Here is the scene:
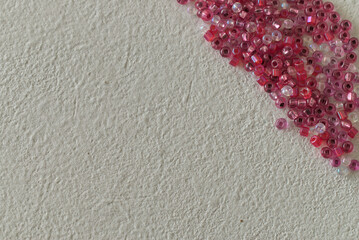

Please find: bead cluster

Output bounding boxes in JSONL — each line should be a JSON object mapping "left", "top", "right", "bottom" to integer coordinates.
{"left": 177, "top": 0, "right": 359, "bottom": 175}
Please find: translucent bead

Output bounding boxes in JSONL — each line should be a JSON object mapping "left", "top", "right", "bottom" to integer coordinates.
{"left": 245, "top": 22, "right": 257, "bottom": 33}
{"left": 281, "top": 2, "right": 289, "bottom": 9}
{"left": 305, "top": 65, "right": 314, "bottom": 76}
{"left": 309, "top": 43, "right": 319, "bottom": 52}
{"left": 283, "top": 19, "right": 294, "bottom": 29}
{"left": 232, "top": 2, "right": 242, "bottom": 13}
{"left": 281, "top": 86, "right": 293, "bottom": 97}
{"left": 272, "top": 30, "right": 282, "bottom": 42}
{"left": 331, "top": 158, "right": 342, "bottom": 167}
{"left": 314, "top": 123, "right": 326, "bottom": 134}
{"left": 350, "top": 112, "right": 359, "bottom": 122}
{"left": 287, "top": 66, "right": 296, "bottom": 77}
{"left": 316, "top": 73, "right": 327, "bottom": 82}
{"left": 282, "top": 46, "right": 293, "bottom": 58}
{"left": 319, "top": 44, "right": 330, "bottom": 53}
{"left": 336, "top": 166, "right": 350, "bottom": 176}
{"left": 262, "top": 34, "right": 272, "bottom": 45}
{"left": 317, "top": 82, "right": 325, "bottom": 91}
{"left": 342, "top": 158, "right": 351, "bottom": 166}
{"left": 334, "top": 46, "right": 345, "bottom": 58}
{"left": 187, "top": 6, "right": 197, "bottom": 15}
{"left": 349, "top": 160, "right": 359, "bottom": 171}
{"left": 322, "top": 56, "right": 331, "bottom": 65}
{"left": 211, "top": 15, "right": 220, "bottom": 25}
{"left": 275, "top": 118, "right": 288, "bottom": 130}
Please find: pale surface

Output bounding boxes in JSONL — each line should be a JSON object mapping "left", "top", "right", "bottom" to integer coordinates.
{"left": 1, "top": 0, "right": 359, "bottom": 239}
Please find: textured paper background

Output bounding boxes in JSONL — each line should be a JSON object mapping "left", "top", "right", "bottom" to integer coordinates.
{"left": 0, "top": 0, "right": 359, "bottom": 239}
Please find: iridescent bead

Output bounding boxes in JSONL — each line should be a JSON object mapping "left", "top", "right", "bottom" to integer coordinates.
{"left": 262, "top": 34, "right": 272, "bottom": 45}
{"left": 342, "top": 157, "right": 351, "bottom": 166}
{"left": 314, "top": 123, "right": 326, "bottom": 134}
{"left": 336, "top": 166, "right": 350, "bottom": 176}
{"left": 281, "top": 86, "right": 293, "bottom": 97}
{"left": 334, "top": 46, "right": 345, "bottom": 58}
{"left": 272, "top": 30, "right": 282, "bottom": 42}
{"left": 232, "top": 2, "right": 242, "bottom": 13}
{"left": 245, "top": 22, "right": 257, "bottom": 33}
{"left": 350, "top": 112, "right": 359, "bottom": 122}
{"left": 275, "top": 118, "right": 288, "bottom": 130}
{"left": 283, "top": 19, "right": 294, "bottom": 29}
{"left": 282, "top": 46, "right": 293, "bottom": 58}
{"left": 348, "top": 160, "right": 359, "bottom": 171}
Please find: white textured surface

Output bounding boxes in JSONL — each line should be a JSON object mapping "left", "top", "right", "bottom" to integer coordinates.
{"left": 1, "top": 0, "right": 359, "bottom": 239}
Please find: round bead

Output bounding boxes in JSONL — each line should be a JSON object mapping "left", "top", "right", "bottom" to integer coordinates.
{"left": 281, "top": 86, "right": 293, "bottom": 97}
{"left": 314, "top": 123, "right": 326, "bottom": 134}
{"left": 336, "top": 166, "right": 350, "bottom": 176}
{"left": 275, "top": 118, "right": 288, "bottom": 130}
{"left": 330, "top": 158, "right": 341, "bottom": 168}
{"left": 348, "top": 160, "right": 359, "bottom": 171}
{"left": 232, "top": 2, "right": 242, "bottom": 13}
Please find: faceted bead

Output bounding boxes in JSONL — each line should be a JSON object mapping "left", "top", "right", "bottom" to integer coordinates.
{"left": 330, "top": 158, "right": 341, "bottom": 168}
{"left": 275, "top": 118, "right": 288, "bottom": 130}
{"left": 336, "top": 166, "right": 350, "bottom": 176}
{"left": 310, "top": 135, "right": 322, "bottom": 147}
{"left": 348, "top": 160, "right": 359, "bottom": 171}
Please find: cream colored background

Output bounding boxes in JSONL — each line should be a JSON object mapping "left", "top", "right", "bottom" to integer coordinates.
{"left": 0, "top": 0, "right": 358, "bottom": 239}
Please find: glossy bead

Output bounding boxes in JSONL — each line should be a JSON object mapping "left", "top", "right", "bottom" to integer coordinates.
{"left": 281, "top": 86, "right": 293, "bottom": 97}
{"left": 341, "top": 141, "right": 354, "bottom": 153}
{"left": 310, "top": 135, "right": 322, "bottom": 148}
{"left": 321, "top": 147, "right": 332, "bottom": 159}
{"left": 232, "top": 2, "right": 242, "bottom": 13}
{"left": 275, "top": 118, "right": 288, "bottom": 130}
{"left": 327, "top": 138, "right": 338, "bottom": 148}
{"left": 340, "top": 119, "right": 352, "bottom": 130}
{"left": 314, "top": 123, "right": 326, "bottom": 134}
{"left": 330, "top": 158, "right": 341, "bottom": 167}
{"left": 299, "top": 127, "right": 309, "bottom": 137}
{"left": 336, "top": 166, "right": 350, "bottom": 176}
{"left": 272, "top": 30, "right": 282, "bottom": 42}
{"left": 348, "top": 160, "right": 359, "bottom": 171}
{"left": 348, "top": 127, "right": 358, "bottom": 138}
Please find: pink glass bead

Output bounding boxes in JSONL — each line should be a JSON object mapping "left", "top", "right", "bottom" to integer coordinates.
{"left": 349, "top": 160, "right": 359, "bottom": 171}
{"left": 272, "top": 30, "right": 282, "bottom": 42}
{"left": 321, "top": 147, "right": 332, "bottom": 159}
{"left": 341, "top": 141, "right": 354, "bottom": 153}
{"left": 330, "top": 158, "right": 342, "bottom": 167}
{"left": 334, "top": 147, "right": 344, "bottom": 157}
{"left": 275, "top": 118, "right": 288, "bottom": 130}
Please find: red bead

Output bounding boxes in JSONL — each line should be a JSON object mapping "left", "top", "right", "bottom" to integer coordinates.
{"left": 348, "top": 127, "right": 358, "bottom": 138}
{"left": 299, "top": 127, "right": 310, "bottom": 137}
{"left": 310, "top": 135, "right": 322, "bottom": 148}
{"left": 204, "top": 30, "right": 216, "bottom": 42}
